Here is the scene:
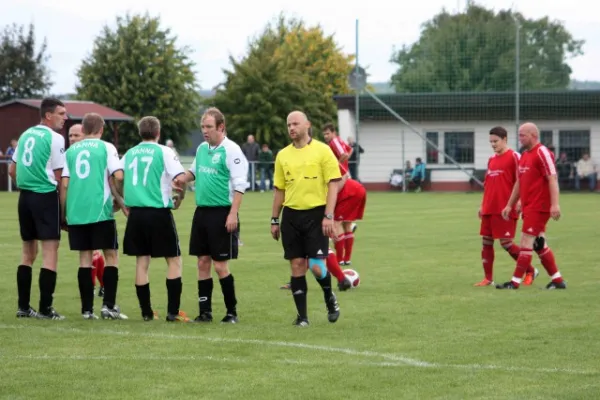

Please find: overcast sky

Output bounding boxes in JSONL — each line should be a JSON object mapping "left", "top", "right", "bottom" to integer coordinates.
{"left": 3, "top": 0, "right": 598, "bottom": 94}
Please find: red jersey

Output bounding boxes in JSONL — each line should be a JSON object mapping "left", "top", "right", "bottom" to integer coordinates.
{"left": 519, "top": 143, "right": 556, "bottom": 213}
{"left": 481, "top": 149, "right": 520, "bottom": 216}
{"left": 329, "top": 137, "right": 351, "bottom": 170}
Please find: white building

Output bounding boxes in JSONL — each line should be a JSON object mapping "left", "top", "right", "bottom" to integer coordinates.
{"left": 334, "top": 91, "right": 600, "bottom": 191}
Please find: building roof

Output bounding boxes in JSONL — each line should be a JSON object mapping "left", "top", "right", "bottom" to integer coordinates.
{"left": 0, "top": 99, "right": 134, "bottom": 122}
{"left": 334, "top": 90, "right": 600, "bottom": 121}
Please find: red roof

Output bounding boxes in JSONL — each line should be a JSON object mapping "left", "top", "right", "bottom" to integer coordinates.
{"left": 0, "top": 99, "right": 134, "bottom": 121}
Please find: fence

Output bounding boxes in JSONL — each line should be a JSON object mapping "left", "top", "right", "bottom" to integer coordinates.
{"left": 345, "top": 8, "right": 598, "bottom": 191}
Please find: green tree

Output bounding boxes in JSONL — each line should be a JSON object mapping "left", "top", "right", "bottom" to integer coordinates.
{"left": 209, "top": 15, "right": 353, "bottom": 150}
{"left": 0, "top": 23, "right": 52, "bottom": 102}
{"left": 76, "top": 13, "right": 200, "bottom": 152}
{"left": 390, "top": 4, "right": 584, "bottom": 92}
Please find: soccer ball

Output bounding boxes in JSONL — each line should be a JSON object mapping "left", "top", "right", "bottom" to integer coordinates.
{"left": 343, "top": 269, "right": 360, "bottom": 288}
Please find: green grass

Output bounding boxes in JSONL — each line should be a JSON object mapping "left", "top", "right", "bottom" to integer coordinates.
{"left": 0, "top": 191, "right": 599, "bottom": 400}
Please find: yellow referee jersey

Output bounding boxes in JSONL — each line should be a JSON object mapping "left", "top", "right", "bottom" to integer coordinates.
{"left": 273, "top": 138, "right": 342, "bottom": 210}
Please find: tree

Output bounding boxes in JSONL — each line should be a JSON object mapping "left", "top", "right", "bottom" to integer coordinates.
{"left": 0, "top": 23, "right": 52, "bottom": 102}
{"left": 209, "top": 15, "right": 354, "bottom": 149}
{"left": 76, "top": 13, "right": 200, "bottom": 152}
{"left": 390, "top": 4, "right": 584, "bottom": 93}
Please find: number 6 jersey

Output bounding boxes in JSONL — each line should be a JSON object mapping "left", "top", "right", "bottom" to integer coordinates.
{"left": 62, "top": 138, "right": 122, "bottom": 225}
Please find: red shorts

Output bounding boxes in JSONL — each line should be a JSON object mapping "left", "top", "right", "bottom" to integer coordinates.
{"left": 335, "top": 181, "right": 366, "bottom": 222}
{"left": 479, "top": 214, "right": 517, "bottom": 239}
{"left": 521, "top": 212, "right": 550, "bottom": 237}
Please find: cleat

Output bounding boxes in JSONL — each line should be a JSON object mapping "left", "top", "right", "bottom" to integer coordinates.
{"left": 344, "top": 261, "right": 352, "bottom": 266}
{"left": 221, "top": 314, "right": 238, "bottom": 324}
{"left": 16, "top": 307, "right": 39, "bottom": 318}
{"left": 545, "top": 281, "right": 567, "bottom": 290}
{"left": 337, "top": 277, "right": 352, "bottom": 291}
{"left": 338, "top": 261, "right": 346, "bottom": 267}
{"left": 166, "top": 311, "right": 190, "bottom": 322}
{"left": 280, "top": 282, "right": 291, "bottom": 290}
{"left": 193, "top": 312, "right": 213, "bottom": 323}
{"left": 326, "top": 293, "right": 340, "bottom": 323}
{"left": 82, "top": 311, "right": 99, "bottom": 320}
{"left": 97, "top": 287, "right": 104, "bottom": 297}
{"left": 101, "top": 305, "right": 129, "bottom": 320}
{"left": 522, "top": 268, "right": 539, "bottom": 286}
{"left": 37, "top": 307, "right": 66, "bottom": 320}
{"left": 474, "top": 278, "right": 494, "bottom": 287}
{"left": 293, "top": 316, "right": 309, "bottom": 327}
{"left": 496, "top": 281, "right": 519, "bottom": 290}
{"left": 351, "top": 223, "right": 357, "bottom": 233}
{"left": 143, "top": 311, "right": 159, "bottom": 321}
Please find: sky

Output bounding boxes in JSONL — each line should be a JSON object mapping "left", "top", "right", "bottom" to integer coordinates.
{"left": 2, "top": 0, "right": 599, "bottom": 94}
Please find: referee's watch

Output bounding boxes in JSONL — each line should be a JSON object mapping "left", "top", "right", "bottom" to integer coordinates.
{"left": 271, "top": 217, "right": 280, "bottom": 225}
{"left": 324, "top": 213, "right": 334, "bottom": 220}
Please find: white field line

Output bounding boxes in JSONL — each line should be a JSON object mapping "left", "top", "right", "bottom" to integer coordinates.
{"left": 0, "top": 324, "right": 595, "bottom": 375}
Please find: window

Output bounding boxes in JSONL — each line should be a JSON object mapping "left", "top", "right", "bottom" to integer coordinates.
{"left": 540, "top": 130, "right": 553, "bottom": 147}
{"left": 559, "top": 130, "right": 590, "bottom": 161}
{"left": 425, "top": 132, "right": 438, "bottom": 164}
{"left": 444, "top": 131, "right": 474, "bottom": 164}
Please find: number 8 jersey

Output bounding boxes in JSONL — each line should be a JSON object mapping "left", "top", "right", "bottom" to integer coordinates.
{"left": 63, "top": 138, "right": 122, "bottom": 225}
{"left": 13, "top": 125, "right": 65, "bottom": 193}
{"left": 122, "top": 142, "right": 184, "bottom": 209}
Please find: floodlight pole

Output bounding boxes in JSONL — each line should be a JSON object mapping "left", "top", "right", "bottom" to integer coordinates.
{"left": 354, "top": 18, "right": 360, "bottom": 181}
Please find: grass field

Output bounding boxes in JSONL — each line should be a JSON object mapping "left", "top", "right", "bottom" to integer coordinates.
{"left": 0, "top": 191, "right": 599, "bottom": 399}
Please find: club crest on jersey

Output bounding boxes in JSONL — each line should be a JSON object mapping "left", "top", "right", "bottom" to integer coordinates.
{"left": 211, "top": 153, "right": 221, "bottom": 164}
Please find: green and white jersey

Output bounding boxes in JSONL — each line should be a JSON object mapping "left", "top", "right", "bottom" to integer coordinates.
{"left": 62, "top": 138, "right": 121, "bottom": 225}
{"left": 123, "top": 142, "right": 184, "bottom": 209}
{"left": 12, "top": 125, "right": 65, "bottom": 193}
{"left": 189, "top": 137, "right": 248, "bottom": 207}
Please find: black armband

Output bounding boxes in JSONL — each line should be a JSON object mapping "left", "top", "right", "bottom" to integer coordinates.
{"left": 271, "top": 217, "right": 279, "bottom": 225}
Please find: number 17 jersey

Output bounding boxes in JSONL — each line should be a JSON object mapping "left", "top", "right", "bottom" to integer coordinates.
{"left": 62, "top": 138, "right": 122, "bottom": 225}
{"left": 122, "top": 142, "right": 184, "bottom": 209}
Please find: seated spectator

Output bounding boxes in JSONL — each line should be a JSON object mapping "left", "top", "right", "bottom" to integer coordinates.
{"left": 410, "top": 157, "right": 426, "bottom": 192}
{"left": 555, "top": 152, "right": 573, "bottom": 190}
{"left": 575, "top": 153, "right": 597, "bottom": 191}
{"left": 404, "top": 161, "right": 413, "bottom": 180}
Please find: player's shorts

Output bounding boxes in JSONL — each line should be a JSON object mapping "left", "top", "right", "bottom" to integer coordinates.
{"left": 521, "top": 211, "right": 550, "bottom": 237}
{"left": 479, "top": 214, "right": 517, "bottom": 239}
{"left": 189, "top": 206, "right": 238, "bottom": 261}
{"left": 281, "top": 205, "right": 329, "bottom": 260}
{"left": 68, "top": 220, "right": 118, "bottom": 251}
{"left": 18, "top": 189, "right": 61, "bottom": 241}
{"left": 335, "top": 182, "right": 367, "bottom": 222}
{"left": 123, "top": 207, "right": 181, "bottom": 258}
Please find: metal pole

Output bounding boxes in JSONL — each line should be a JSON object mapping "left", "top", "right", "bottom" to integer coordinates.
{"left": 515, "top": 18, "right": 521, "bottom": 149}
{"left": 401, "top": 129, "right": 406, "bottom": 192}
{"left": 354, "top": 19, "right": 360, "bottom": 181}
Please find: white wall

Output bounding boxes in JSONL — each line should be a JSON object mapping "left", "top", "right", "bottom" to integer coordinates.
{"left": 337, "top": 111, "right": 600, "bottom": 183}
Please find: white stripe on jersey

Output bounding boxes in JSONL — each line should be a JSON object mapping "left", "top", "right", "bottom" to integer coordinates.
{"left": 537, "top": 146, "right": 557, "bottom": 176}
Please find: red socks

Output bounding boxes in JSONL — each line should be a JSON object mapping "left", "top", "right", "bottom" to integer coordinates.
{"left": 92, "top": 253, "right": 105, "bottom": 287}
{"left": 501, "top": 241, "right": 535, "bottom": 275}
{"left": 536, "top": 247, "right": 563, "bottom": 283}
{"left": 326, "top": 250, "right": 346, "bottom": 283}
{"left": 334, "top": 235, "right": 345, "bottom": 262}
{"left": 510, "top": 248, "right": 533, "bottom": 287}
{"left": 343, "top": 233, "right": 354, "bottom": 264}
{"left": 481, "top": 244, "right": 494, "bottom": 281}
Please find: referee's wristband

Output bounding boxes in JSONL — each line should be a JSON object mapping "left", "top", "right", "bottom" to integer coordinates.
{"left": 271, "top": 217, "right": 280, "bottom": 225}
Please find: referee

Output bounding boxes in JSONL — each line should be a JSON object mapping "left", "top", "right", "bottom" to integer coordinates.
{"left": 271, "top": 111, "right": 342, "bottom": 327}
{"left": 9, "top": 97, "right": 67, "bottom": 320}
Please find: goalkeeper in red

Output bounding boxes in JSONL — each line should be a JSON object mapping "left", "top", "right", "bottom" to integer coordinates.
{"left": 496, "top": 122, "right": 566, "bottom": 290}
{"left": 476, "top": 126, "right": 537, "bottom": 286}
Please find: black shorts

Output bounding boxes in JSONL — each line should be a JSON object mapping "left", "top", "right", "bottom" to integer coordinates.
{"left": 123, "top": 207, "right": 181, "bottom": 258}
{"left": 68, "top": 220, "right": 118, "bottom": 251}
{"left": 189, "top": 206, "right": 238, "bottom": 261}
{"left": 281, "top": 205, "right": 328, "bottom": 260}
{"left": 18, "top": 190, "right": 61, "bottom": 242}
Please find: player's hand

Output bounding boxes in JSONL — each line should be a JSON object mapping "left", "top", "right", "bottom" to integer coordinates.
{"left": 172, "top": 194, "right": 182, "bottom": 210}
{"left": 121, "top": 207, "right": 130, "bottom": 218}
{"left": 515, "top": 201, "right": 522, "bottom": 214}
{"left": 225, "top": 212, "right": 238, "bottom": 233}
{"left": 322, "top": 218, "right": 335, "bottom": 238}
{"left": 550, "top": 204, "right": 561, "bottom": 221}
{"left": 501, "top": 206, "right": 511, "bottom": 221}
{"left": 271, "top": 224, "right": 280, "bottom": 241}
{"left": 477, "top": 208, "right": 482, "bottom": 219}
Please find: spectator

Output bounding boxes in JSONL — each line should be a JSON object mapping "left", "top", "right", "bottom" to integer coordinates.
{"left": 410, "top": 157, "right": 426, "bottom": 192}
{"left": 165, "top": 139, "right": 179, "bottom": 158}
{"left": 555, "top": 152, "right": 573, "bottom": 190}
{"left": 258, "top": 143, "right": 274, "bottom": 192}
{"left": 574, "top": 153, "right": 598, "bottom": 191}
{"left": 347, "top": 137, "right": 364, "bottom": 181}
{"left": 242, "top": 134, "right": 260, "bottom": 190}
{"left": 404, "top": 160, "right": 413, "bottom": 180}
{"left": 5, "top": 138, "right": 17, "bottom": 159}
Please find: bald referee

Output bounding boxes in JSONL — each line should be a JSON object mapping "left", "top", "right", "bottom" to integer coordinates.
{"left": 271, "top": 111, "right": 342, "bottom": 327}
